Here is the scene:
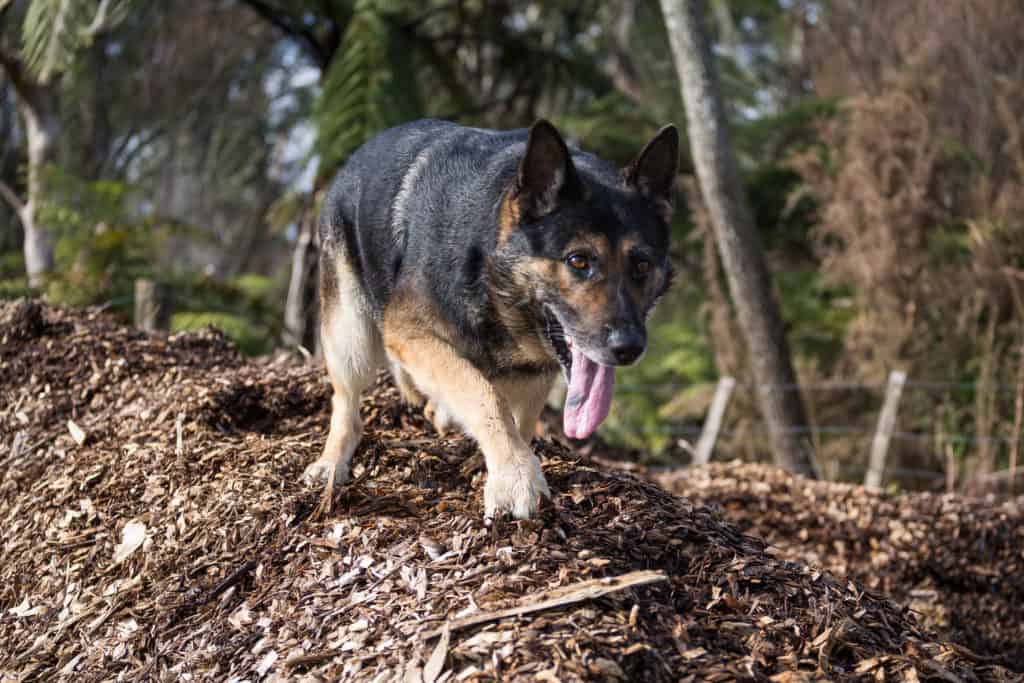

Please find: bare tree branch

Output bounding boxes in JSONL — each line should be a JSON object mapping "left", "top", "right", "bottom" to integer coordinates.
{"left": 0, "top": 43, "right": 36, "bottom": 107}
{"left": 82, "top": 0, "right": 114, "bottom": 37}
{"left": 38, "top": 0, "right": 71, "bottom": 84}
{"left": 0, "top": 29, "right": 55, "bottom": 119}
{"left": 605, "top": 0, "right": 646, "bottom": 104}
{"left": 237, "top": 0, "right": 330, "bottom": 68}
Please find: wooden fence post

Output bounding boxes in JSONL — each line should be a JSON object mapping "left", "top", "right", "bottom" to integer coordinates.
{"left": 865, "top": 370, "right": 907, "bottom": 491}
{"left": 1008, "top": 344, "right": 1024, "bottom": 496}
{"left": 134, "top": 278, "right": 169, "bottom": 332}
{"left": 693, "top": 376, "right": 736, "bottom": 466}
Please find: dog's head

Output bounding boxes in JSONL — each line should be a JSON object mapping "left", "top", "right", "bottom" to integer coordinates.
{"left": 496, "top": 120, "right": 678, "bottom": 438}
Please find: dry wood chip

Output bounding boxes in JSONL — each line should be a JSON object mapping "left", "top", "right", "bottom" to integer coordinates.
{"left": 0, "top": 302, "right": 1019, "bottom": 682}
{"left": 67, "top": 419, "right": 86, "bottom": 446}
{"left": 423, "top": 624, "right": 450, "bottom": 683}
{"left": 111, "top": 521, "right": 147, "bottom": 565}
{"left": 422, "top": 570, "right": 668, "bottom": 640}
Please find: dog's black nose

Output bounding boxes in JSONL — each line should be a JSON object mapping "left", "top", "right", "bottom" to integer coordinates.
{"left": 607, "top": 328, "right": 646, "bottom": 365}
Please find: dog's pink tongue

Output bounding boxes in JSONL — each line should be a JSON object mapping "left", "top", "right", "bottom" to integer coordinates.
{"left": 563, "top": 347, "right": 615, "bottom": 439}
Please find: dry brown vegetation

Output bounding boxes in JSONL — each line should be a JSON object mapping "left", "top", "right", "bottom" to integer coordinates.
{"left": 792, "top": 0, "right": 1024, "bottom": 480}
{"left": 1, "top": 301, "right": 1022, "bottom": 681}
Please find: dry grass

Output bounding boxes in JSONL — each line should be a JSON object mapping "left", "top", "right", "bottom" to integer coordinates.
{"left": 793, "top": 0, "right": 1024, "bottom": 480}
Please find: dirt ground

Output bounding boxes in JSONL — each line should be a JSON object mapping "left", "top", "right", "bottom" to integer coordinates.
{"left": 1, "top": 300, "right": 1021, "bottom": 682}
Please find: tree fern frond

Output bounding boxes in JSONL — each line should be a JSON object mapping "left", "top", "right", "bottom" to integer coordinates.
{"left": 266, "top": 191, "right": 308, "bottom": 235}
{"left": 21, "top": 0, "right": 70, "bottom": 83}
{"left": 77, "top": 0, "right": 130, "bottom": 43}
{"left": 21, "top": 0, "right": 131, "bottom": 83}
{"left": 313, "top": 0, "right": 423, "bottom": 178}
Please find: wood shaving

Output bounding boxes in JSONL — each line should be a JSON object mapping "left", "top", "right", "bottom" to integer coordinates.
{"left": 0, "top": 300, "right": 1018, "bottom": 681}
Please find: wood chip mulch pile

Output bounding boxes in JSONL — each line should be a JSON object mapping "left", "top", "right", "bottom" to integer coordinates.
{"left": 1, "top": 300, "right": 1019, "bottom": 682}
{"left": 657, "top": 463, "right": 1024, "bottom": 673}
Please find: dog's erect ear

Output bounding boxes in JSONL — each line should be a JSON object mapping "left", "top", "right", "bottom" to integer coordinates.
{"left": 623, "top": 124, "right": 679, "bottom": 217}
{"left": 515, "top": 120, "right": 581, "bottom": 219}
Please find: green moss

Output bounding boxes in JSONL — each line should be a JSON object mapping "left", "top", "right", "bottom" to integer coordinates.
{"left": 229, "top": 273, "right": 277, "bottom": 302}
{"left": 0, "top": 277, "right": 30, "bottom": 299}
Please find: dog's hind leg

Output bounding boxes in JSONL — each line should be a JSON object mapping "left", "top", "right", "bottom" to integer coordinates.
{"left": 391, "top": 362, "right": 425, "bottom": 406}
{"left": 495, "top": 373, "right": 557, "bottom": 442}
{"left": 392, "top": 362, "right": 457, "bottom": 435}
{"left": 304, "top": 248, "right": 383, "bottom": 487}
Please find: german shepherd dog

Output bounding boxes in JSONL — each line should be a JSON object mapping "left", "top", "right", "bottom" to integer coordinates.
{"left": 304, "top": 119, "right": 678, "bottom": 519}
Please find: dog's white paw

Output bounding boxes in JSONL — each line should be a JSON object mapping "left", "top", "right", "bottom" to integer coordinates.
{"left": 484, "top": 452, "right": 550, "bottom": 520}
{"left": 302, "top": 458, "right": 350, "bottom": 487}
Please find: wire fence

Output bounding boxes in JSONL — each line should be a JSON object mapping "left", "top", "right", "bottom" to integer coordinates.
{"left": 612, "top": 374, "right": 1024, "bottom": 492}
{"left": 638, "top": 422, "right": 1020, "bottom": 446}
{"left": 619, "top": 380, "right": 1024, "bottom": 393}
{"left": 116, "top": 281, "right": 1022, "bottom": 492}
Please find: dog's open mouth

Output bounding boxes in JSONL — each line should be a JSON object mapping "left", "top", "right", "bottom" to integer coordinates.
{"left": 543, "top": 308, "right": 616, "bottom": 440}
{"left": 544, "top": 309, "right": 573, "bottom": 376}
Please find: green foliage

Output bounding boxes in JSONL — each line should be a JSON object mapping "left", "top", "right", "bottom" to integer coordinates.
{"left": 231, "top": 273, "right": 278, "bottom": 302}
{"left": 313, "top": 0, "right": 423, "bottom": 178}
{"left": 557, "top": 94, "right": 681, "bottom": 168}
{"left": 925, "top": 222, "right": 972, "bottom": 265}
{"left": 26, "top": 165, "right": 285, "bottom": 355}
{"left": 735, "top": 97, "right": 840, "bottom": 166}
{"left": 775, "top": 268, "right": 853, "bottom": 369}
{"left": 740, "top": 100, "right": 838, "bottom": 259}
{"left": 36, "top": 166, "right": 164, "bottom": 308}
{"left": 0, "top": 249, "right": 25, "bottom": 278}
{"left": 163, "top": 272, "right": 284, "bottom": 356}
{"left": 0, "top": 249, "right": 28, "bottom": 298}
{"left": 171, "top": 311, "right": 269, "bottom": 357}
{"left": 265, "top": 192, "right": 308, "bottom": 236}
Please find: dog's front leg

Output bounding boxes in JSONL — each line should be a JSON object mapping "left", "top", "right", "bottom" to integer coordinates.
{"left": 383, "top": 320, "right": 550, "bottom": 519}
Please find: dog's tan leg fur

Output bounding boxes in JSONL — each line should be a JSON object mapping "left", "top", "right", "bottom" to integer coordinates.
{"left": 392, "top": 362, "right": 456, "bottom": 434}
{"left": 391, "top": 362, "right": 456, "bottom": 434}
{"left": 384, "top": 301, "right": 550, "bottom": 519}
{"left": 390, "top": 362, "right": 424, "bottom": 406}
{"left": 304, "top": 253, "right": 383, "bottom": 486}
{"left": 494, "top": 373, "right": 557, "bottom": 442}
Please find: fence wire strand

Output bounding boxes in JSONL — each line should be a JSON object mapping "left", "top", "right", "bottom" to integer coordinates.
{"left": 613, "top": 375, "right": 1024, "bottom": 487}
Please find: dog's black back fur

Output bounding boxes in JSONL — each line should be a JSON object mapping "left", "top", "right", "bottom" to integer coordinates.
{"left": 321, "top": 120, "right": 514, "bottom": 315}
{"left": 320, "top": 118, "right": 675, "bottom": 378}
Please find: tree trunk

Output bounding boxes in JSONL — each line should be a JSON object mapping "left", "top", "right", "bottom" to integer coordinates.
{"left": 19, "top": 90, "right": 60, "bottom": 289}
{"left": 659, "top": 0, "right": 817, "bottom": 477}
{"left": 283, "top": 205, "right": 319, "bottom": 352}
{"left": 0, "top": 45, "right": 61, "bottom": 290}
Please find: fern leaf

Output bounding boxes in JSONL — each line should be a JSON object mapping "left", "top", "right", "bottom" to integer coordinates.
{"left": 21, "top": 0, "right": 132, "bottom": 83}
{"left": 313, "top": 0, "right": 424, "bottom": 177}
{"left": 21, "top": 0, "right": 71, "bottom": 83}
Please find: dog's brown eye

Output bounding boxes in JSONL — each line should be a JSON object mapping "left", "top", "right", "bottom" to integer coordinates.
{"left": 634, "top": 259, "right": 651, "bottom": 279}
{"left": 567, "top": 254, "right": 589, "bottom": 271}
